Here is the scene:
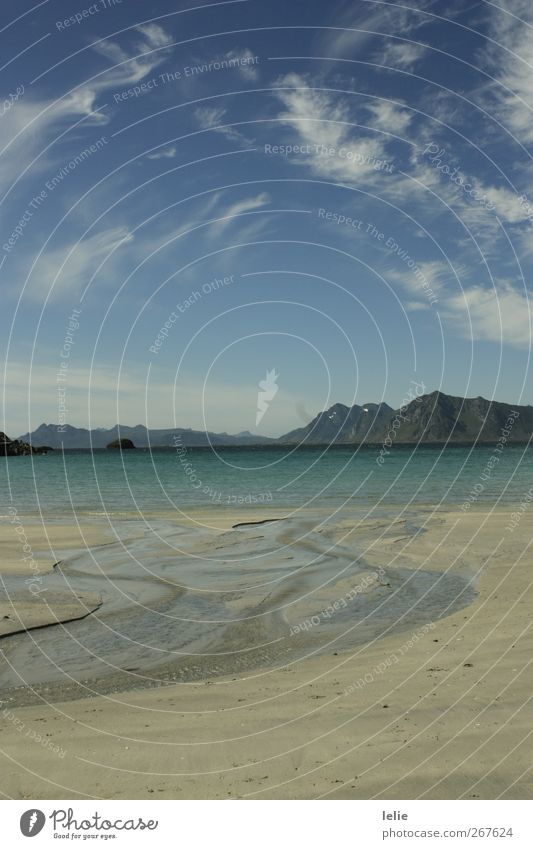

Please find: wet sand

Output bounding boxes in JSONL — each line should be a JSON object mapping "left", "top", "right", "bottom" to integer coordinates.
{"left": 0, "top": 509, "right": 474, "bottom": 703}
{"left": 0, "top": 507, "right": 531, "bottom": 799}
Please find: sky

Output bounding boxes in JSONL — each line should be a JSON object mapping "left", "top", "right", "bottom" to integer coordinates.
{"left": 1, "top": 0, "right": 533, "bottom": 437}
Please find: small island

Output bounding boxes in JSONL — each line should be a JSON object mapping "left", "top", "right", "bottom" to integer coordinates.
{"left": 106, "top": 438, "right": 136, "bottom": 450}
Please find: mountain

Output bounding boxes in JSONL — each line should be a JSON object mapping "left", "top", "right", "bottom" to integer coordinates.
{"left": 278, "top": 392, "right": 533, "bottom": 445}
{"left": 386, "top": 391, "right": 532, "bottom": 443}
{"left": 280, "top": 402, "right": 394, "bottom": 444}
{"left": 15, "top": 392, "right": 533, "bottom": 450}
{"left": 18, "top": 423, "right": 275, "bottom": 450}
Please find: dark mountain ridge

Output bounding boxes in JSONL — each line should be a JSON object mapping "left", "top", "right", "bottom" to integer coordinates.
{"left": 17, "top": 422, "right": 276, "bottom": 450}
{"left": 279, "top": 401, "right": 395, "bottom": 444}
{"left": 14, "top": 391, "right": 533, "bottom": 450}
{"left": 279, "top": 391, "right": 532, "bottom": 445}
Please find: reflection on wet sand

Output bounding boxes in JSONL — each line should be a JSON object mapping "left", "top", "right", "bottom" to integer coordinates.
{"left": 0, "top": 511, "right": 476, "bottom": 706}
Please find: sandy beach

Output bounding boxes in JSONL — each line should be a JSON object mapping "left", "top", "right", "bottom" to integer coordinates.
{"left": 0, "top": 507, "right": 531, "bottom": 800}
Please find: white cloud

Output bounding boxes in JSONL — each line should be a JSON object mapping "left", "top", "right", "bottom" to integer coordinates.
{"left": 146, "top": 146, "right": 177, "bottom": 160}
{"left": 210, "top": 192, "right": 270, "bottom": 235}
{"left": 404, "top": 300, "right": 431, "bottom": 312}
{"left": 366, "top": 100, "right": 413, "bottom": 133}
{"left": 277, "top": 73, "right": 349, "bottom": 149}
{"left": 272, "top": 74, "right": 524, "bottom": 239}
{"left": 225, "top": 48, "right": 259, "bottom": 80}
{"left": 317, "top": 0, "right": 432, "bottom": 58}
{"left": 387, "top": 251, "right": 533, "bottom": 348}
{"left": 401, "top": 147, "right": 526, "bottom": 239}
{"left": 480, "top": 184, "right": 531, "bottom": 222}
{"left": 442, "top": 282, "right": 532, "bottom": 348}
{"left": 28, "top": 227, "right": 133, "bottom": 302}
{"left": 195, "top": 105, "right": 226, "bottom": 127}
{"left": 484, "top": 1, "right": 533, "bottom": 143}
{"left": 0, "top": 96, "right": 104, "bottom": 206}
{"left": 378, "top": 42, "right": 427, "bottom": 70}
{"left": 135, "top": 23, "right": 173, "bottom": 50}
{"left": 275, "top": 73, "right": 391, "bottom": 184}
{"left": 92, "top": 23, "right": 172, "bottom": 92}
{"left": 194, "top": 105, "right": 251, "bottom": 145}
{"left": 0, "top": 25, "right": 174, "bottom": 199}
{"left": 386, "top": 260, "right": 455, "bottom": 299}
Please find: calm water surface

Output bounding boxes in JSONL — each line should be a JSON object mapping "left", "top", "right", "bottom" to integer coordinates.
{"left": 1, "top": 445, "right": 531, "bottom": 516}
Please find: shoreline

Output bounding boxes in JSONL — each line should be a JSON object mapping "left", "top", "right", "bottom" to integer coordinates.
{"left": 0, "top": 508, "right": 531, "bottom": 799}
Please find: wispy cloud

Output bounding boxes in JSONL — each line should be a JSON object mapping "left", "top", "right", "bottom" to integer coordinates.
{"left": 403, "top": 145, "right": 532, "bottom": 235}
{"left": 386, "top": 260, "right": 456, "bottom": 298}
{"left": 389, "top": 258, "right": 532, "bottom": 348}
{"left": 274, "top": 73, "right": 391, "bottom": 183}
{"left": 366, "top": 100, "right": 413, "bottom": 132}
{"left": 225, "top": 47, "right": 260, "bottom": 80}
{"left": 209, "top": 192, "right": 270, "bottom": 235}
{"left": 146, "top": 146, "right": 177, "bottom": 160}
{"left": 317, "top": 0, "right": 433, "bottom": 59}
{"left": 28, "top": 227, "right": 133, "bottom": 302}
{"left": 441, "top": 281, "right": 532, "bottom": 348}
{"left": 0, "top": 24, "right": 174, "bottom": 199}
{"left": 194, "top": 104, "right": 252, "bottom": 145}
{"left": 378, "top": 42, "right": 427, "bottom": 70}
{"left": 135, "top": 23, "right": 174, "bottom": 50}
{"left": 483, "top": 0, "right": 533, "bottom": 143}
{"left": 93, "top": 22, "right": 173, "bottom": 83}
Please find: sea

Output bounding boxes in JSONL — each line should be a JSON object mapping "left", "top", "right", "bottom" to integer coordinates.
{"left": 1, "top": 444, "right": 531, "bottom": 517}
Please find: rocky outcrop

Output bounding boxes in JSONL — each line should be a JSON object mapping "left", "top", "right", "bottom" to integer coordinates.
{"left": 106, "top": 438, "right": 136, "bottom": 450}
{"left": 0, "top": 432, "right": 51, "bottom": 456}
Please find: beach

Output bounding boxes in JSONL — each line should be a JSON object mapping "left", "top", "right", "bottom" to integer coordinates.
{"left": 3, "top": 0, "right": 533, "bottom": 821}
{"left": 0, "top": 506, "right": 531, "bottom": 800}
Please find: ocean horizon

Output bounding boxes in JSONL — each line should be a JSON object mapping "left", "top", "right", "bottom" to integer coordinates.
{"left": 2, "top": 444, "right": 531, "bottom": 516}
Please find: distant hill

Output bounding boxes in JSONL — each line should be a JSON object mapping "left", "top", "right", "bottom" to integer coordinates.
{"left": 18, "top": 423, "right": 275, "bottom": 450}
{"left": 15, "top": 392, "right": 533, "bottom": 450}
{"left": 279, "top": 402, "right": 395, "bottom": 444}
{"left": 383, "top": 391, "right": 532, "bottom": 444}
{"left": 278, "top": 392, "right": 533, "bottom": 445}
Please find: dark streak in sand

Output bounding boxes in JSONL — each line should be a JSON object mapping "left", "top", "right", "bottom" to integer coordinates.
{"left": 232, "top": 518, "right": 287, "bottom": 528}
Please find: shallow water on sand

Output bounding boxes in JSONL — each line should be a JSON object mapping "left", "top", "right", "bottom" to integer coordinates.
{"left": 0, "top": 510, "right": 476, "bottom": 706}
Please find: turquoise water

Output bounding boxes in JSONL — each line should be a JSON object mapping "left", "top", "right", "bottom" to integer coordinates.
{"left": 1, "top": 445, "right": 532, "bottom": 516}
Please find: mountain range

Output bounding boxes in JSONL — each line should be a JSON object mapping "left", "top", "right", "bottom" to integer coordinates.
{"left": 17, "top": 423, "right": 275, "bottom": 450}
{"left": 280, "top": 392, "right": 531, "bottom": 444}
{"left": 16, "top": 391, "right": 533, "bottom": 450}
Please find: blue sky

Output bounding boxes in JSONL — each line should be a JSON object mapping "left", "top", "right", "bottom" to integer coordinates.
{"left": 1, "top": 0, "right": 533, "bottom": 436}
